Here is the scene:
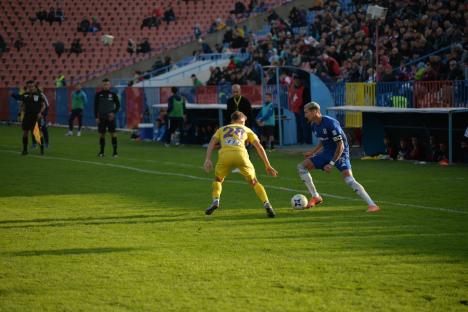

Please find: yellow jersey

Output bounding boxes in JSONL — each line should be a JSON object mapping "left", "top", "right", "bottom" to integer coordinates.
{"left": 214, "top": 124, "right": 258, "bottom": 155}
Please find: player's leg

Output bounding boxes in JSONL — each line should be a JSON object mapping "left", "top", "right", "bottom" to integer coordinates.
{"left": 240, "top": 160, "right": 275, "bottom": 217}
{"left": 67, "top": 110, "right": 75, "bottom": 135}
{"left": 77, "top": 109, "right": 83, "bottom": 136}
{"left": 21, "top": 129, "right": 29, "bottom": 155}
{"left": 98, "top": 118, "right": 106, "bottom": 157}
{"left": 341, "top": 168, "right": 380, "bottom": 212}
{"left": 164, "top": 118, "right": 175, "bottom": 146}
{"left": 41, "top": 117, "right": 49, "bottom": 147}
{"left": 206, "top": 158, "right": 229, "bottom": 215}
{"left": 21, "top": 117, "right": 34, "bottom": 155}
{"left": 109, "top": 118, "right": 118, "bottom": 157}
{"left": 297, "top": 158, "right": 323, "bottom": 208}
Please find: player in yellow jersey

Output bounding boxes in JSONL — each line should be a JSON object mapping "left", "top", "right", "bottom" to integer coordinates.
{"left": 203, "top": 111, "right": 278, "bottom": 218}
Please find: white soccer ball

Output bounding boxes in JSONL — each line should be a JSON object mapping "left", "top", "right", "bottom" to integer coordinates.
{"left": 291, "top": 194, "right": 308, "bottom": 210}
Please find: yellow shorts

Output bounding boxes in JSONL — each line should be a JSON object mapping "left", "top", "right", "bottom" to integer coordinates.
{"left": 215, "top": 151, "right": 256, "bottom": 181}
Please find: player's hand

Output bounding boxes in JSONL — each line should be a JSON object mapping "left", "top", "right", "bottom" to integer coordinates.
{"left": 304, "top": 150, "right": 314, "bottom": 158}
{"left": 323, "top": 164, "right": 333, "bottom": 173}
{"left": 204, "top": 159, "right": 213, "bottom": 172}
{"left": 108, "top": 112, "right": 115, "bottom": 120}
{"left": 266, "top": 165, "right": 278, "bottom": 177}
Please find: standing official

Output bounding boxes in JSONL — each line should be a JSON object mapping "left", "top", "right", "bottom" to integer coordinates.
{"left": 226, "top": 84, "right": 252, "bottom": 128}
{"left": 19, "top": 80, "right": 45, "bottom": 155}
{"left": 94, "top": 79, "right": 120, "bottom": 157}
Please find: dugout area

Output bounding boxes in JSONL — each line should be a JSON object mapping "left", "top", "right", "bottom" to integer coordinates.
{"left": 328, "top": 106, "right": 468, "bottom": 163}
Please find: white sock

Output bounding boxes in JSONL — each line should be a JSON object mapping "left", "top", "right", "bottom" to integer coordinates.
{"left": 297, "top": 163, "right": 319, "bottom": 197}
{"left": 344, "top": 176, "right": 375, "bottom": 206}
{"left": 212, "top": 198, "right": 220, "bottom": 205}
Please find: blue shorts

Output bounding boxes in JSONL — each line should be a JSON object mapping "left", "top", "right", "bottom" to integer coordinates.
{"left": 309, "top": 151, "right": 351, "bottom": 171}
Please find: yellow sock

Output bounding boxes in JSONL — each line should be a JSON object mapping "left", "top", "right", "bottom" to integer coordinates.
{"left": 253, "top": 182, "right": 269, "bottom": 203}
{"left": 212, "top": 181, "right": 222, "bottom": 199}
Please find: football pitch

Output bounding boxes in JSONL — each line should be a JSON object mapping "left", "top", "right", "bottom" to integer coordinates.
{"left": 1, "top": 125, "right": 467, "bottom": 311}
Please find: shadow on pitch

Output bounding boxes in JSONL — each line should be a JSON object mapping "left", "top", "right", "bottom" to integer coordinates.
{"left": 0, "top": 213, "right": 187, "bottom": 225}
{"left": 3, "top": 247, "right": 142, "bottom": 257}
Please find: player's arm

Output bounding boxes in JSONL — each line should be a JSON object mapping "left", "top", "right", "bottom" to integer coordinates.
{"left": 324, "top": 133, "right": 344, "bottom": 173}
{"left": 252, "top": 139, "right": 278, "bottom": 177}
{"left": 38, "top": 101, "right": 45, "bottom": 119}
{"left": 304, "top": 141, "right": 323, "bottom": 158}
{"left": 204, "top": 135, "right": 220, "bottom": 172}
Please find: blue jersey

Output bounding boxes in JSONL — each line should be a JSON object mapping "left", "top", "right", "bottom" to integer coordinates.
{"left": 311, "top": 116, "right": 349, "bottom": 155}
{"left": 310, "top": 116, "right": 351, "bottom": 171}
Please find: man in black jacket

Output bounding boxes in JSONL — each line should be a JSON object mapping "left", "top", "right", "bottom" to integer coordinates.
{"left": 19, "top": 80, "right": 46, "bottom": 155}
{"left": 226, "top": 84, "right": 252, "bottom": 128}
{"left": 94, "top": 79, "right": 120, "bottom": 157}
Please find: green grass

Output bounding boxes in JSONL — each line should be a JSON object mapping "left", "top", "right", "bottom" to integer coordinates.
{"left": 0, "top": 125, "right": 467, "bottom": 311}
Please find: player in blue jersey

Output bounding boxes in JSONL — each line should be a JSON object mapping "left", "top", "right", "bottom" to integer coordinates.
{"left": 297, "top": 102, "right": 380, "bottom": 212}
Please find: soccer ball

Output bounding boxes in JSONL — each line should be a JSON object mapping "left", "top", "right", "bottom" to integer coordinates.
{"left": 291, "top": 194, "right": 308, "bottom": 210}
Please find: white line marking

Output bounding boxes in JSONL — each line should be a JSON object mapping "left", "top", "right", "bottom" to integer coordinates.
{"left": 1, "top": 149, "right": 467, "bottom": 215}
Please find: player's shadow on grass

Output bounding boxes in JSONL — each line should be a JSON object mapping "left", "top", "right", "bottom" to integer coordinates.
{"left": 3, "top": 247, "right": 142, "bottom": 257}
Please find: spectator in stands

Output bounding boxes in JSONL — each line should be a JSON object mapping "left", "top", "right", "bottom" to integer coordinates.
{"left": 90, "top": 17, "right": 102, "bottom": 34}
{"left": 266, "top": 8, "right": 280, "bottom": 23}
{"left": 191, "top": 74, "right": 203, "bottom": 88}
{"left": 380, "top": 66, "right": 397, "bottom": 82}
{"left": 78, "top": 18, "right": 91, "bottom": 34}
{"left": 288, "top": 74, "right": 311, "bottom": 145}
{"left": 0, "top": 34, "right": 7, "bottom": 53}
{"left": 152, "top": 6, "right": 163, "bottom": 18}
{"left": 137, "top": 38, "right": 151, "bottom": 54}
{"left": 322, "top": 54, "right": 340, "bottom": 78}
{"left": 163, "top": 6, "right": 176, "bottom": 25}
{"left": 446, "top": 60, "right": 464, "bottom": 80}
{"left": 55, "top": 8, "right": 64, "bottom": 25}
{"left": 247, "top": 0, "right": 258, "bottom": 13}
{"left": 141, "top": 14, "right": 160, "bottom": 30}
{"left": 151, "top": 57, "right": 165, "bottom": 71}
{"left": 397, "top": 138, "right": 410, "bottom": 161}
{"left": 226, "top": 84, "right": 253, "bottom": 128}
{"left": 230, "top": 1, "right": 247, "bottom": 16}
{"left": 69, "top": 38, "right": 83, "bottom": 55}
{"left": 194, "top": 24, "right": 202, "bottom": 40}
{"left": 14, "top": 36, "right": 25, "bottom": 52}
{"left": 53, "top": 41, "right": 65, "bottom": 57}
{"left": 165, "top": 87, "right": 186, "bottom": 147}
{"left": 127, "top": 39, "right": 137, "bottom": 55}
{"left": 36, "top": 9, "right": 48, "bottom": 24}
{"left": 47, "top": 7, "right": 56, "bottom": 25}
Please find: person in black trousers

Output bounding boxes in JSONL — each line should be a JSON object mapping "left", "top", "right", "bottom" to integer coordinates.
{"left": 94, "top": 79, "right": 120, "bottom": 157}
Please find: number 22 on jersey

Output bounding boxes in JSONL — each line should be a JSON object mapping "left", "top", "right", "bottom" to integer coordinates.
{"left": 223, "top": 126, "right": 245, "bottom": 146}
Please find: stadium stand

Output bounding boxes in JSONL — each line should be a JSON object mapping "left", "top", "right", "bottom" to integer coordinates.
{"left": 0, "top": 0, "right": 287, "bottom": 88}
